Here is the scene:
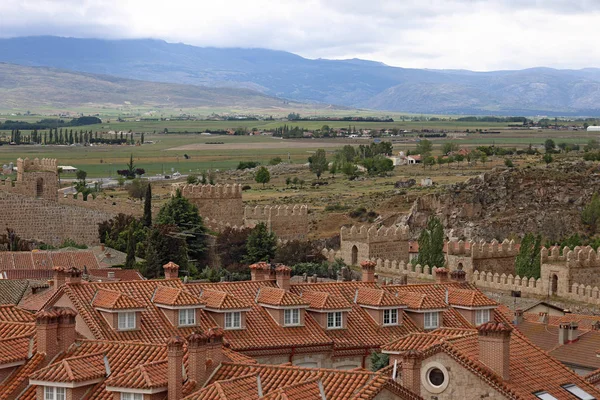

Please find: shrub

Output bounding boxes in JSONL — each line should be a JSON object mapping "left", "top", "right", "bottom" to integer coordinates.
{"left": 241, "top": 185, "right": 252, "bottom": 191}
{"left": 237, "top": 161, "right": 260, "bottom": 170}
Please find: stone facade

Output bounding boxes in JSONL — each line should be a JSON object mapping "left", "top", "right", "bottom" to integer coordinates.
{"left": 179, "top": 183, "right": 309, "bottom": 241}
{"left": 339, "top": 224, "right": 410, "bottom": 266}
{"left": 446, "top": 239, "right": 518, "bottom": 277}
{"left": 0, "top": 158, "right": 115, "bottom": 246}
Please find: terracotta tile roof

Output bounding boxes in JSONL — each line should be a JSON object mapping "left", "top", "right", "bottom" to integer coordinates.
{"left": 549, "top": 330, "right": 600, "bottom": 370}
{"left": 447, "top": 287, "right": 497, "bottom": 308}
{"left": 0, "top": 280, "right": 38, "bottom": 304}
{"left": 0, "top": 334, "right": 32, "bottom": 364}
{"left": 19, "top": 286, "right": 57, "bottom": 312}
{"left": 105, "top": 359, "right": 168, "bottom": 389}
{"left": 30, "top": 352, "right": 108, "bottom": 383}
{"left": 354, "top": 287, "right": 407, "bottom": 308}
{"left": 0, "top": 321, "right": 35, "bottom": 338}
{"left": 0, "top": 304, "right": 35, "bottom": 322}
{"left": 585, "top": 368, "right": 600, "bottom": 385}
{"left": 45, "top": 280, "right": 217, "bottom": 343}
{"left": 299, "top": 290, "right": 351, "bottom": 310}
{"left": 200, "top": 289, "right": 252, "bottom": 310}
{"left": 2, "top": 269, "right": 53, "bottom": 279}
{"left": 350, "top": 373, "right": 423, "bottom": 400}
{"left": 88, "top": 269, "right": 145, "bottom": 281}
{"left": 190, "top": 373, "right": 260, "bottom": 400}
{"left": 0, "top": 250, "right": 101, "bottom": 272}
{"left": 92, "top": 288, "right": 146, "bottom": 310}
{"left": 0, "top": 352, "right": 45, "bottom": 399}
{"left": 514, "top": 320, "right": 561, "bottom": 351}
{"left": 381, "top": 331, "right": 474, "bottom": 353}
{"left": 184, "top": 362, "right": 388, "bottom": 400}
{"left": 186, "top": 281, "right": 333, "bottom": 352}
{"left": 256, "top": 287, "right": 309, "bottom": 307}
{"left": 262, "top": 377, "right": 323, "bottom": 400}
{"left": 394, "top": 291, "right": 443, "bottom": 310}
{"left": 153, "top": 285, "right": 205, "bottom": 307}
{"left": 385, "top": 282, "right": 477, "bottom": 310}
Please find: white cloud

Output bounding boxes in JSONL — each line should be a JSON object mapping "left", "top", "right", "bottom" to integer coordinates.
{"left": 0, "top": 0, "right": 598, "bottom": 70}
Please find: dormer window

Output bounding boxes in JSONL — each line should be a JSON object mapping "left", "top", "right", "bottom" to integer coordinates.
{"left": 284, "top": 309, "right": 300, "bottom": 326}
{"left": 118, "top": 311, "right": 137, "bottom": 330}
{"left": 178, "top": 309, "right": 196, "bottom": 326}
{"left": 475, "top": 309, "right": 491, "bottom": 326}
{"left": 424, "top": 312, "right": 439, "bottom": 330}
{"left": 121, "top": 393, "right": 143, "bottom": 400}
{"left": 225, "top": 311, "right": 241, "bottom": 329}
{"left": 44, "top": 386, "right": 65, "bottom": 400}
{"left": 383, "top": 309, "right": 399, "bottom": 326}
{"left": 327, "top": 311, "right": 343, "bottom": 329}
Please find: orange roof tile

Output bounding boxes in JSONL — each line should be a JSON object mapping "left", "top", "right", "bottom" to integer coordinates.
{"left": 394, "top": 291, "right": 444, "bottom": 310}
{"left": 0, "top": 352, "right": 45, "bottom": 399}
{"left": 382, "top": 331, "right": 474, "bottom": 353}
{"left": 92, "top": 288, "right": 146, "bottom": 310}
{"left": 153, "top": 285, "right": 205, "bottom": 307}
{"left": 105, "top": 360, "right": 168, "bottom": 389}
{"left": 299, "top": 290, "right": 351, "bottom": 311}
{"left": 447, "top": 287, "right": 497, "bottom": 308}
{"left": 354, "top": 287, "right": 407, "bottom": 308}
{"left": 262, "top": 377, "right": 323, "bottom": 400}
{"left": 0, "top": 304, "right": 35, "bottom": 322}
{"left": 190, "top": 373, "right": 260, "bottom": 400}
{"left": 30, "top": 352, "right": 108, "bottom": 383}
{"left": 200, "top": 289, "right": 251, "bottom": 310}
{"left": 0, "top": 334, "right": 32, "bottom": 365}
{"left": 256, "top": 286, "right": 309, "bottom": 307}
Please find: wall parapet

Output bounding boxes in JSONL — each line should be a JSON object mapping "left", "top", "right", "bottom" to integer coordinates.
{"left": 369, "top": 257, "right": 434, "bottom": 281}
{"left": 471, "top": 270, "right": 543, "bottom": 295}
{"left": 244, "top": 204, "right": 308, "bottom": 218}
{"left": 18, "top": 157, "right": 57, "bottom": 173}
{"left": 471, "top": 239, "right": 518, "bottom": 259}
{"left": 175, "top": 183, "right": 242, "bottom": 199}
{"left": 340, "top": 224, "right": 409, "bottom": 243}
{"left": 541, "top": 245, "right": 600, "bottom": 268}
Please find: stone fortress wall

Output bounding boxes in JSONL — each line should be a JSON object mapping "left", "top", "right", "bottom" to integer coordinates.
{"left": 178, "top": 183, "right": 309, "bottom": 241}
{"left": 0, "top": 158, "right": 116, "bottom": 246}
{"left": 336, "top": 224, "right": 410, "bottom": 266}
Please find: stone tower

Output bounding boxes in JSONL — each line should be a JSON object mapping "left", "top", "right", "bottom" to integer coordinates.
{"left": 16, "top": 158, "right": 58, "bottom": 201}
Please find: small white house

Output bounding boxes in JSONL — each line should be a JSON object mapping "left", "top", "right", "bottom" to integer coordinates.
{"left": 421, "top": 177, "right": 433, "bottom": 186}
{"left": 407, "top": 155, "right": 421, "bottom": 164}
{"left": 587, "top": 126, "right": 600, "bottom": 132}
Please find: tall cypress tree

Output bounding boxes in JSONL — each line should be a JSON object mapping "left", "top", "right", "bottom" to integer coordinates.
{"left": 143, "top": 183, "right": 152, "bottom": 227}
{"left": 125, "top": 226, "right": 136, "bottom": 269}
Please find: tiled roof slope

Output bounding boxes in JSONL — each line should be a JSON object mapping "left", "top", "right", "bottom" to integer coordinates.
{"left": 299, "top": 290, "right": 351, "bottom": 310}
{"left": 186, "top": 281, "right": 333, "bottom": 352}
{"left": 0, "top": 280, "right": 39, "bottom": 305}
{"left": 105, "top": 359, "right": 168, "bottom": 389}
{"left": 188, "top": 373, "right": 260, "bottom": 400}
{"left": 200, "top": 289, "right": 252, "bottom": 310}
{"left": 256, "top": 286, "right": 309, "bottom": 307}
{"left": 184, "top": 363, "right": 395, "bottom": 400}
{"left": 0, "top": 321, "right": 35, "bottom": 338}
{"left": 0, "top": 304, "right": 35, "bottom": 322}
{"left": 2, "top": 268, "right": 143, "bottom": 281}
{"left": 0, "top": 335, "right": 32, "bottom": 364}
{"left": 447, "top": 287, "right": 497, "bottom": 308}
{"left": 354, "top": 287, "right": 407, "bottom": 308}
{"left": 45, "top": 280, "right": 217, "bottom": 343}
{"left": 262, "top": 377, "right": 323, "bottom": 400}
{"left": 30, "top": 352, "right": 108, "bottom": 383}
{"left": 153, "top": 285, "right": 205, "bottom": 307}
{"left": 92, "top": 288, "right": 146, "bottom": 310}
{"left": 0, "top": 250, "right": 100, "bottom": 271}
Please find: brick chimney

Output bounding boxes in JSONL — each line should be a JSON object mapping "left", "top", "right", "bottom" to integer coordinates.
{"left": 360, "top": 260, "right": 376, "bottom": 283}
{"left": 513, "top": 309, "right": 524, "bottom": 325}
{"left": 65, "top": 267, "right": 82, "bottom": 285}
{"left": 434, "top": 267, "right": 449, "bottom": 283}
{"left": 249, "top": 262, "right": 270, "bottom": 281}
{"left": 450, "top": 269, "right": 466, "bottom": 282}
{"left": 187, "top": 332, "right": 208, "bottom": 385}
{"left": 167, "top": 336, "right": 185, "bottom": 400}
{"left": 163, "top": 262, "right": 180, "bottom": 280}
{"left": 275, "top": 265, "right": 291, "bottom": 290}
{"left": 401, "top": 350, "right": 422, "bottom": 396}
{"left": 56, "top": 308, "right": 77, "bottom": 354}
{"left": 478, "top": 321, "right": 511, "bottom": 381}
{"left": 53, "top": 266, "right": 67, "bottom": 290}
{"left": 36, "top": 309, "right": 59, "bottom": 359}
{"left": 205, "top": 328, "right": 225, "bottom": 376}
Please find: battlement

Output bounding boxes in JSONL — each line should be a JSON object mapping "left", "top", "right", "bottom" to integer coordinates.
{"left": 17, "top": 157, "right": 57, "bottom": 173}
{"left": 176, "top": 183, "right": 242, "bottom": 199}
{"left": 541, "top": 245, "right": 600, "bottom": 268}
{"left": 340, "top": 224, "right": 409, "bottom": 243}
{"left": 471, "top": 239, "right": 518, "bottom": 259}
{"left": 244, "top": 204, "right": 308, "bottom": 218}
{"left": 446, "top": 239, "right": 470, "bottom": 255}
{"left": 205, "top": 218, "right": 244, "bottom": 233}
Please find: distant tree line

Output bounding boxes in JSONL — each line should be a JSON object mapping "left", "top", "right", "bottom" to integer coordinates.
{"left": 0, "top": 116, "right": 101, "bottom": 130}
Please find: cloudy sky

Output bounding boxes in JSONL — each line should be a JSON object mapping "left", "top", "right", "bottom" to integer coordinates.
{"left": 0, "top": 0, "right": 598, "bottom": 71}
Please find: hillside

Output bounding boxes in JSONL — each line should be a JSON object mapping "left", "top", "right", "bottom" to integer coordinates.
{"left": 1, "top": 36, "right": 600, "bottom": 115}
{"left": 0, "top": 62, "right": 295, "bottom": 109}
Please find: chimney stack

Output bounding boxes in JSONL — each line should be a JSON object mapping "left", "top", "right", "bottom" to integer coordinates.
{"left": 538, "top": 312, "right": 549, "bottom": 324}
{"left": 559, "top": 322, "right": 578, "bottom": 345}
{"left": 163, "top": 262, "right": 180, "bottom": 280}
{"left": 360, "top": 260, "right": 376, "bottom": 283}
{"left": 435, "top": 267, "right": 449, "bottom": 283}
{"left": 167, "top": 336, "right": 185, "bottom": 400}
{"left": 249, "top": 262, "right": 270, "bottom": 281}
{"left": 401, "top": 350, "right": 422, "bottom": 396}
{"left": 187, "top": 332, "right": 208, "bottom": 385}
{"left": 205, "top": 328, "right": 225, "bottom": 377}
{"left": 478, "top": 322, "right": 511, "bottom": 381}
{"left": 513, "top": 309, "right": 524, "bottom": 325}
{"left": 275, "top": 265, "right": 291, "bottom": 291}
{"left": 53, "top": 266, "right": 67, "bottom": 290}
{"left": 56, "top": 308, "right": 77, "bottom": 353}
{"left": 450, "top": 269, "right": 466, "bottom": 282}
{"left": 65, "top": 267, "right": 82, "bottom": 285}
{"left": 36, "top": 309, "right": 59, "bottom": 359}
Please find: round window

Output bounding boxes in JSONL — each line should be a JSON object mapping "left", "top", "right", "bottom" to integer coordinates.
{"left": 428, "top": 368, "right": 445, "bottom": 387}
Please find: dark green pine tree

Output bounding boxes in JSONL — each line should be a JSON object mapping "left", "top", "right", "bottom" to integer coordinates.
{"left": 143, "top": 183, "right": 152, "bottom": 227}
{"left": 125, "top": 226, "right": 136, "bottom": 269}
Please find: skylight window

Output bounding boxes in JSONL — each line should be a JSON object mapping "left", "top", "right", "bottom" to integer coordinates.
{"left": 534, "top": 391, "right": 558, "bottom": 400}
{"left": 562, "top": 384, "right": 595, "bottom": 400}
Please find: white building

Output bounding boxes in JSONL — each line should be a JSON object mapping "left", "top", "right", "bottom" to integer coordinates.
{"left": 587, "top": 126, "right": 600, "bottom": 132}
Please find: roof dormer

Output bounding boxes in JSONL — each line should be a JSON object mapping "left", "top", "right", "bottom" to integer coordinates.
{"left": 300, "top": 290, "right": 352, "bottom": 330}
{"left": 354, "top": 287, "right": 407, "bottom": 327}
{"left": 199, "top": 289, "right": 252, "bottom": 330}
{"left": 152, "top": 285, "right": 205, "bottom": 328}
{"left": 396, "top": 290, "right": 447, "bottom": 330}
{"left": 256, "top": 286, "right": 309, "bottom": 327}
{"left": 91, "top": 289, "right": 146, "bottom": 331}
{"left": 446, "top": 288, "right": 497, "bottom": 327}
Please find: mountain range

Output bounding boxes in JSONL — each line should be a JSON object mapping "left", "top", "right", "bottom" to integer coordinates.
{"left": 1, "top": 36, "right": 600, "bottom": 115}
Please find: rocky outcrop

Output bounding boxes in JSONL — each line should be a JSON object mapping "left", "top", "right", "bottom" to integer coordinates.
{"left": 401, "top": 162, "right": 600, "bottom": 241}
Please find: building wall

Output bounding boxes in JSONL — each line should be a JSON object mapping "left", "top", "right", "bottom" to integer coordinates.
{"left": 339, "top": 225, "right": 410, "bottom": 266}
{"left": 245, "top": 205, "right": 309, "bottom": 241}
{"left": 179, "top": 184, "right": 244, "bottom": 226}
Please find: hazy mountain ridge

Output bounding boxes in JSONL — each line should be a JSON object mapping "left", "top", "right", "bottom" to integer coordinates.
{"left": 0, "top": 62, "right": 295, "bottom": 109}
{"left": 1, "top": 36, "right": 600, "bottom": 115}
